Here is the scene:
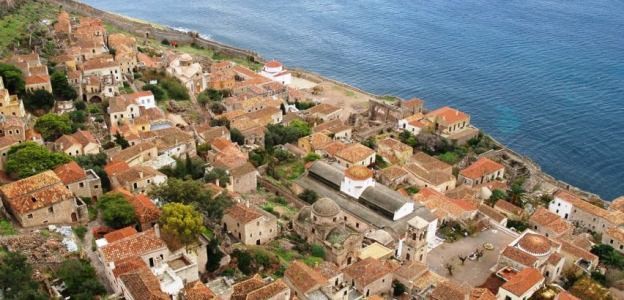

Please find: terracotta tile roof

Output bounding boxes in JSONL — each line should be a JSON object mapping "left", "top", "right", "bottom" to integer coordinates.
{"left": 246, "top": 279, "right": 289, "bottom": 300}
{"left": 306, "top": 103, "right": 341, "bottom": 116}
{"left": 547, "top": 252, "right": 563, "bottom": 265}
{"left": 0, "top": 171, "right": 73, "bottom": 214}
{"left": 309, "top": 133, "right": 332, "bottom": 150}
{"left": 430, "top": 280, "right": 470, "bottom": 300}
{"left": 495, "top": 200, "right": 523, "bottom": 216}
{"left": 184, "top": 281, "right": 217, "bottom": 300}
{"left": 378, "top": 137, "right": 411, "bottom": 153}
{"left": 226, "top": 203, "right": 263, "bottom": 224}
{"left": 557, "top": 239, "right": 598, "bottom": 264}
{"left": 555, "top": 190, "right": 623, "bottom": 224}
{"left": 114, "top": 188, "right": 161, "bottom": 225}
{"left": 230, "top": 162, "right": 257, "bottom": 177}
{"left": 119, "top": 268, "right": 169, "bottom": 300}
{"left": 556, "top": 291, "right": 580, "bottom": 300}
{"left": 123, "top": 91, "right": 153, "bottom": 102}
{"left": 114, "top": 165, "right": 164, "bottom": 184}
{"left": 109, "top": 95, "right": 136, "bottom": 113}
{"left": 529, "top": 207, "right": 572, "bottom": 235}
{"left": 53, "top": 161, "right": 87, "bottom": 184}
{"left": 83, "top": 57, "right": 117, "bottom": 71}
{"left": 403, "top": 98, "right": 424, "bottom": 108}
{"left": 500, "top": 267, "right": 543, "bottom": 297}
{"left": 343, "top": 257, "right": 394, "bottom": 287}
{"left": 112, "top": 256, "right": 148, "bottom": 278}
{"left": 379, "top": 165, "right": 408, "bottom": 181}
{"left": 501, "top": 246, "right": 537, "bottom": 267}
{"left": 231, "top": 275, "right": 266, "bottom": 300}
{"left": 319, "top": 141, "right": 346, "bottom": 156}
{"left": 109, "top": 142, "right": 156, "bottom": 163}
{"left": 426, "top": 106, "right": 470, "bottom": 125}
{"left": 104, "top": 226, "right": 138, "bottom": 243}
{"left": 393, "top": 260, "right": 427, "bottom": 281}
{"left": 315, "top": 261, "right": 340, "bottom": 279}
{"left": 414, "top": 188, "right": 474, "bottom": 220}
{"left": 25, "top": 74, "right": 50, "bottom": 85}
{"left": 313, "top": 119, "right": 351, "bottom": 135}
{"left": 470, "top": 288, "right": 496, "bottom": 300}
{"left": 101, "top": 228, "right": 167, "bottom": 263}
{"left": 73, "top": 130, "right": 98, "bottom": 145}
{"left": 285, "top": 260, "right": 326, "bottom": 294}
{"left": 404, "top": 163, "right": 455, "bottom": 186}
{"left": 460, "top": 157, "right": 504, "bottom": 180}
{"left": 335, "top": 143, "right": 374, "bottom": 164}
{"left": 478, "top": 204, "right": 506, "bottom": 223}
{"left": 104, "top": 161, "right": 130, "bottom": 177}
{"left": 410, "top": 151, "right": 452, "bottom": 172}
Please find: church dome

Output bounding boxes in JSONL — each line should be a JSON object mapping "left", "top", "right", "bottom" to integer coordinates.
{"left": 518, "top": 233, "right": 551, "bottom": 256}
{"left": 312, "top": 197, "right": 340, "bottom": 218}
{"left": 344, "top": 166, "right": 373, "bottom": 180}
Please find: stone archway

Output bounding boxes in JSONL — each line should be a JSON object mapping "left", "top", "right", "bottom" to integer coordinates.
{"left": 89, "top": 95, "right": 103, "bottom": 103}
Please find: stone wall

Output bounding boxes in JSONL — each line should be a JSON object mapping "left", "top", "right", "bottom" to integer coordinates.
{"left": 45, "top": 0, "right": 261, "bottom": 61}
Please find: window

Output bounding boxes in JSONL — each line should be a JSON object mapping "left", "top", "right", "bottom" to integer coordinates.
{"left": 27, "top": 214, "right": 33, "bottom": 219}
{"left": 79, "top": 182, "right": 84, "bottom": 188}
{"left": 48, "top": 207, "right": 54, "bottom": 213}
{"left": 356, "top": 222, "right": 359, "bottom": 228}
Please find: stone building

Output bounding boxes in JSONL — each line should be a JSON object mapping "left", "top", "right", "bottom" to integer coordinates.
{"left": 222, "top": 202, "right": 278, "bottom": 245}
{"left": 54, "top": 161, "right": 103, "bottom": 201}
{"left": 0, "top": 77, "right": 26, "bottom": 117}
{"left": 528, "top": 207, "right": 572, "bottom": 239}
{"left": 376, "top": 137, "right": 413, "bottom": 165}
{"left": 230, "top": 275, "right": 290, "bottom": 300}
{"left": 403, "top": 152, "right": 456, "bottom": 192}
{"left": 0, "top": 171, "right": 87, "bottom": 227}
{"left": 283, "top": 260, "right": 353, "bottom": 300}
{"left": 548, "top": 190, "right": 624, "bottom": 234}
{"left": 458, "top": 157, "right": 505, "bottom": 187}
{"left": 54, "top": 130, "right": 100, "bottom": 156}
{"left": 293, "top": 197, "right": 363, "bottom": 267}
{"left": 497, "top": 230, "right": 565, "bottom": 283}
{"left": 342, "top": 257, "right": 396, "bottom": 298}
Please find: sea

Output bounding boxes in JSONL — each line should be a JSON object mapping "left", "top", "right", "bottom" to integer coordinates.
{"left": 82, "top": 0, "right": 624, "bottom": 200}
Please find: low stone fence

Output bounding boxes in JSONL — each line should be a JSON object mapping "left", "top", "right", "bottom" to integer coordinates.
{"left": 257, "top": 177, "right": 307, "bottom": 209}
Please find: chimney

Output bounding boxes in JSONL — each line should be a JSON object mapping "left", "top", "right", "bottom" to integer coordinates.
{"left": 215, "top": 178, "right": 220, "bottom": 187}
{"left": 154, "top": 223, "right": 161, "bottom": 238}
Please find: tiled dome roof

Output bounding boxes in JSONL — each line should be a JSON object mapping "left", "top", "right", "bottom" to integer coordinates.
{"left": 518, "top": 233, "right": 551, "bottom": 256}
{"left": 312, "top": 197, "right": 340, "bottom": 218}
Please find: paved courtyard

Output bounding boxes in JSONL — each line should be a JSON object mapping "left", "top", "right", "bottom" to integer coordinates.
{"left": 427, "top": 228, "right": 517, "bottom": 286}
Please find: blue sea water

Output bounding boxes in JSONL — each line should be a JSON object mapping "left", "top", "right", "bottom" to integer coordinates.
{"left": 82, "top": 0, "right": 624, "bottom": 200}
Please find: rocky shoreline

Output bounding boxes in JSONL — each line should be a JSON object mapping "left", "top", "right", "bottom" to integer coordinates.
{"left": 47, "top": 0, "right": 608, "bottom": 204}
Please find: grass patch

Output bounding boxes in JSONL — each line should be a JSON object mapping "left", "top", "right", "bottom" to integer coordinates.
{"left": 0, "top": 219, "right": 16, "bottom": 235}
{"left": 200, "top": 226, "right": 213, "bottom": 239}
{"left": 275, "top": 160, "right": 305, "bottom": 181}
{"left": 302, "top": 256, "right": 323, "bottom": 267}
{"left": 0, "top": 0, "right": 56, "bottom": 57}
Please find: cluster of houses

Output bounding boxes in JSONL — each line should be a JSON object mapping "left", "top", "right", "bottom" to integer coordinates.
{"left": 0, "top": 8, "right": 622, "bottom": 300}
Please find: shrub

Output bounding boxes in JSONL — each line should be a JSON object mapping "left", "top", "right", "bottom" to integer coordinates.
{"left": 73, "top": 226, "right": 87, "bottom": 241}
{"left": 311, "top": 244, "right": 325, "bottom": 259}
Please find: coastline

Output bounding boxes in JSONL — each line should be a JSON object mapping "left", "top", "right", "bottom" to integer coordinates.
{"left": 51, "top": 0, "right": 608, "bottom": 203}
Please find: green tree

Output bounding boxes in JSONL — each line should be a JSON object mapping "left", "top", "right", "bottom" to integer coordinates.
{"left": 197, "top": 89, "right": 226, "bottom": 105}
{"left": 0, "top": 251, "right": 47, "bottom": 300}
{"left": 393, "top": 281, "right": 407, "bottom": 297}
{"left": 97, "top": 193, "right": 137, "bottom": 229}
{"left": 6, "top": 142, "right": 71, "bottom": 178}
{"left": 0, "top": 63, "right": 25, "bottom": 95}
{"left": 51, "top": 71, "right": 77, "bottom": 100}
{"left": 591, "top": 244, "right": 624, "bottom": 269}
{"left": 264, "top": 120, "right": 311, "bottom": 151}
{"left": 34, "top": 113, "right": 73, "bottom": 141}
{"left": 303, "top": 152, "right": 321, "bottom": 163}
{"left": 56, "top": 259, "right": 106, "bottom": 299}
{"left": 209, "top": 117, "right": 230, "bottom": 127}
{"left": 23, "top": 89, "right": 55, "bottom": 112}
{"left": 150, "top": 178, "right": 232, "bottom": 221}
{"left": 204, "top": 167, "right": 229, "bottom": 187}
{"left": 361, "top": 137, "right": 376, "bottom": 149}
{"left": 508, "top": 181, "right": 526, "bottom": 207}
{"left": 486, "top": 189, "right": 507, "bottom": 206}
{"left": 114, "top": 132, "right": 130, "bottom": 149}
{"left": 311, "top": 244, "right": 326, "bottom": 259}
{"left": 249, "top": 148, "right": 269, "bottom": 167}
{"left": 160, "top": 154, "right": 206, "bottom": 180}
{"left": 206, "top": 237, "right": 224, "bottom": 272}
{"left": 160, "top": 202, "right": 204, "bottom": 246}
{"left": 298, "top": 189, "right": 318, "bottom": 204}
{"left": 74, "top": 153, "right": 111, "bottom": 191}
{"left": 230, "top": 128, "right": 245, "bottom": 145}
{"left": 232, "top": 249, "right": 254, "bottom": 275}
{"left": 142, "top": 84, "right": 166, "bottom": 101}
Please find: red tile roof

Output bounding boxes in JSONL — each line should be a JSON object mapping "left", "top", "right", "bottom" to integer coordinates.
{"left": 226, "top": 203, "right": 263, "bottom": 224}
{"left": 53, "top": 161, "right": 87, "bottom": 185}
{"left": 104, "top": 226, "right": 139, "bottom": 243}
{"left": 101, "top": 228, "right": 166, "bottom": 263}
{"left": 500, "top": 267, "right": 543, "bottom": 297}
{"left": 184, "top": 281, "right": 217, "bottom": 300}
{"left": 0, "top": 171, "right": 73, "bottom": 214}
{"left": 342, "top": 257, "right": 395, "bottom": 287}
{"left": 285, "top": 261, "right": 327, "bottom": 294}
{"left": 426, "top": 106, "right": 469, "bottom": 125}
{"left": 460, "top": 157, "right": 504, "bottom": 180}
